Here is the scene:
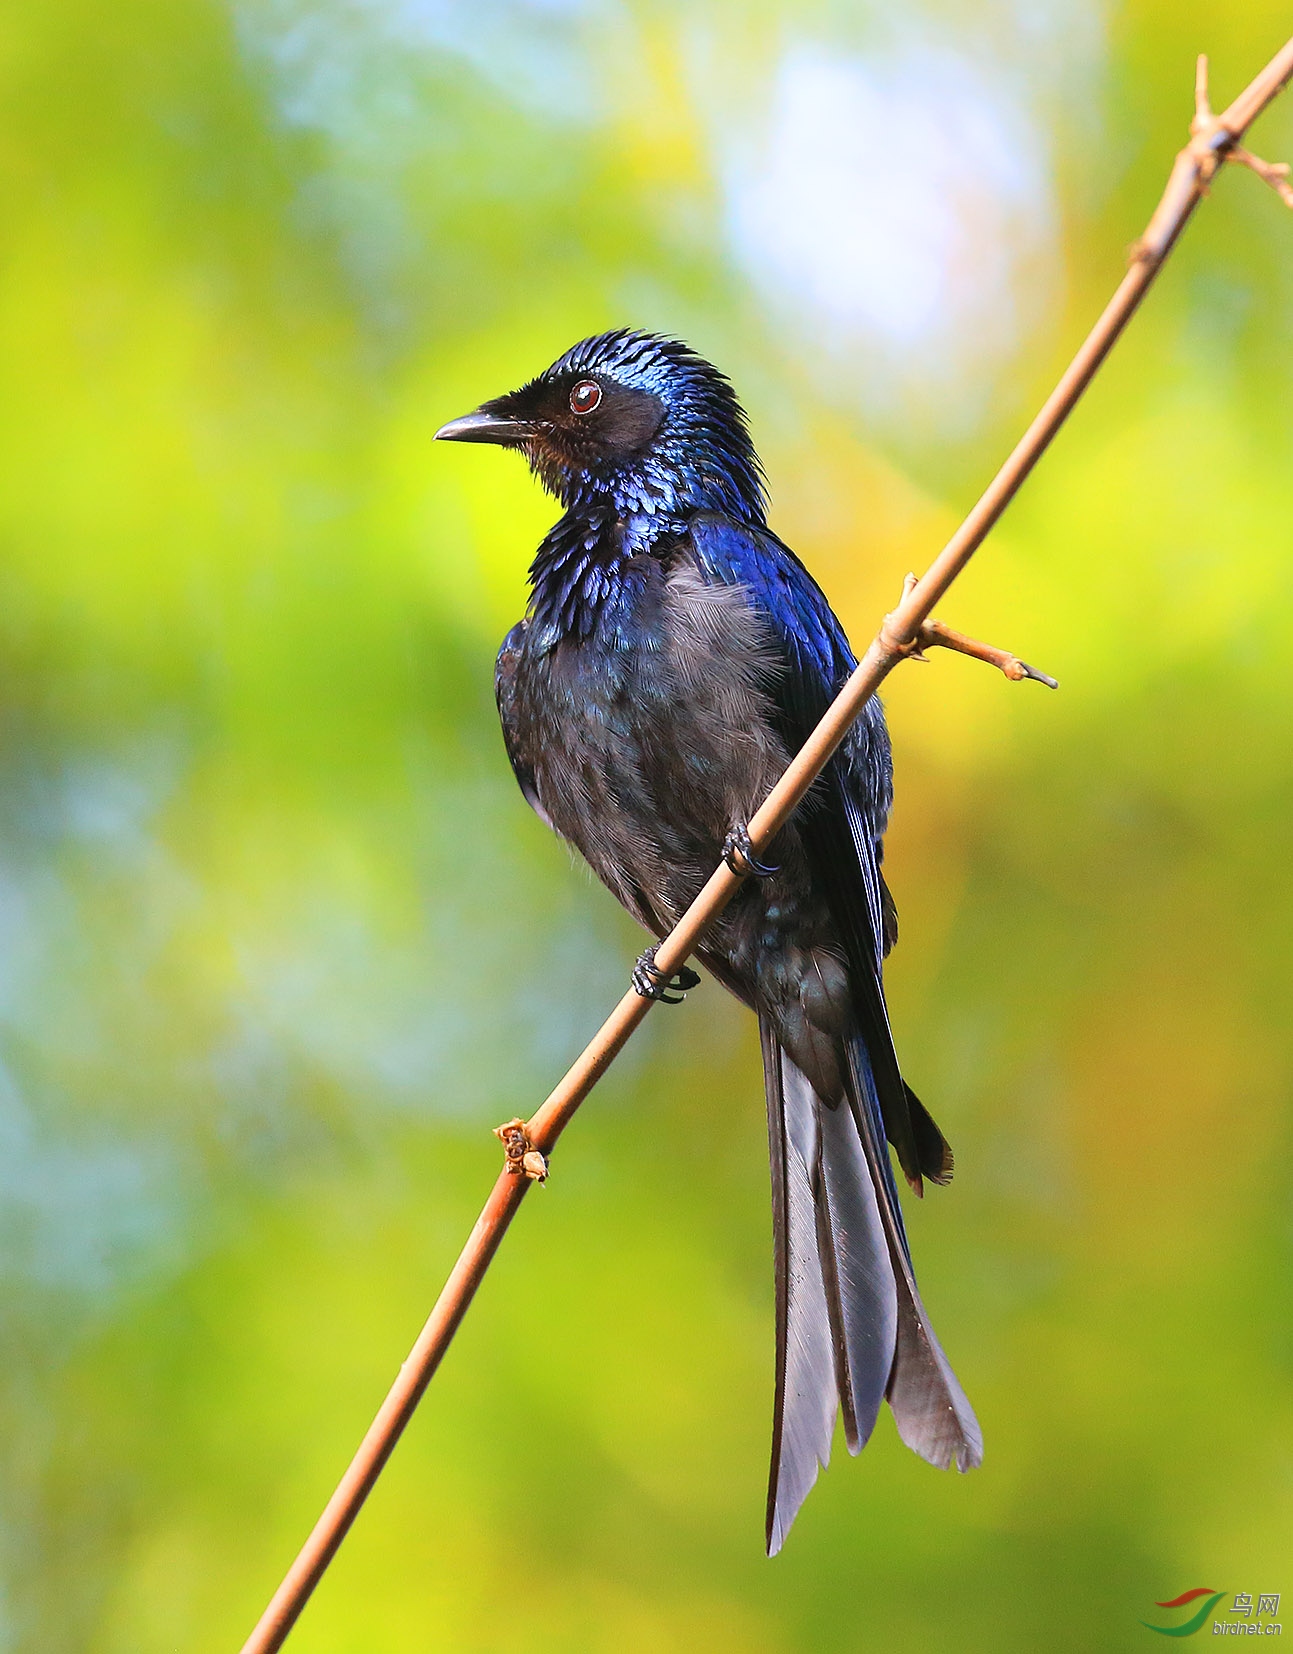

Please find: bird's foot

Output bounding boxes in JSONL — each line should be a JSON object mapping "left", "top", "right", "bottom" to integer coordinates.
{"left": 722, "top": 823, "right": 779, "bottom": 879}
{"left": 632, "top": 945, "right": 700, "bottom": 1005}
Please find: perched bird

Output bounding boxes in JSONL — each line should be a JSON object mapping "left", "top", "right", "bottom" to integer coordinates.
{"left": 437, "top": 330, "right": 982, "bottom": 1553}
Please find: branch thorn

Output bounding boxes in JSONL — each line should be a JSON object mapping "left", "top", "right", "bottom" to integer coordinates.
{"left": 1195, "top": 54, "right": 1210, "bottom": 124}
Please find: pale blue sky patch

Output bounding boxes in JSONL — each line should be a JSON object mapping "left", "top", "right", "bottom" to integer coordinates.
{"left": 718, "top": 42, "right": 1060, "bottom": 424}
{"left": 238, "top": 0, "right": 610, "bottom": 143}
{"left": 0, "top": 1058, "right": 185, "bottom": 1301}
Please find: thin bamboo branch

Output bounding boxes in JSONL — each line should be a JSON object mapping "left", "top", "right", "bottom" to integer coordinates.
{"left": 237, "top": 37, "right": 1293, "bottom": 1654}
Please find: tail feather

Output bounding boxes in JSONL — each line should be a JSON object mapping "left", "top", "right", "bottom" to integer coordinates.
{"left": 886, "top": 1263, "right": 983, "bottom": 1471}
{"left": 844, "top": 1042, "right": 983, "bottom": 1474}
{"left": 761, "top": 1020, "right": 838, "bottom": 1556}
{"left": 815, "top": 1094, "right": 897, "bottom": 1454}
{"left": 905, "top": 1081, "right": 954, "bottom": 1187}
{"left": 760, "top": 1019, "right": 982, "bottom": 1556}
{"left": 762, "top": 1018, "right": 899, "bottom": 1553}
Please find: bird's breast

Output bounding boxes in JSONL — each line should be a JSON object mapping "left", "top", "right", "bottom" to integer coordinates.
{"left": 514, "top": 546, "right": 790, "bottom": 861}
{"left": 503, "top": 540, "right": 847, "bottom": 1024}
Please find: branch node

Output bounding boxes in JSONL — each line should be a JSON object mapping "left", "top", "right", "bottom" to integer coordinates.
{"left": 1185, "top": 51, "right": 1293, "bottom": 210}
{"left": 1128, "top": 48, "right": 1293, "bottom": 265}
{"left": 494, "top": 1118, "right": 549, "bottom": 1183}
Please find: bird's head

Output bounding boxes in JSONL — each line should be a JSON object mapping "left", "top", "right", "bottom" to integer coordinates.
{"left": 435, "top": 329, "right": 766, "bottom": 524}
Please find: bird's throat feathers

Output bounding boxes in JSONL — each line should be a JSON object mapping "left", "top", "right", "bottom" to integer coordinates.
{"left": 519, "top": 330, "right": 769, "bottom": 643}
{"left": 526, "top": 509, "right": 653, "bottom": 645}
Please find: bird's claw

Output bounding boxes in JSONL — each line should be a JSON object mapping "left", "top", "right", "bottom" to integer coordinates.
{"left": 722, "top": 823, "right": 779, "bottom": 879}
{"left": 632, "top": 945, "right": 700, "bottom": 1005}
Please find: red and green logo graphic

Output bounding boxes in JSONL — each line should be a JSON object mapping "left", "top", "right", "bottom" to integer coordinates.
{"left": 1141, "top": 1588, "right": 1226, "bottom": 1637}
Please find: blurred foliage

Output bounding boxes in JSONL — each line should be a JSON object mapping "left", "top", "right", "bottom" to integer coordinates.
{"left": 0, "top": 0, "right": 1290, "bottom": 1649}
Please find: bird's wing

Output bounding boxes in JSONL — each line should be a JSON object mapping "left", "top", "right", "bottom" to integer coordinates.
{"left": 687, "top": 510, "right": 948, "bottom": 1196}
{"left": 495, "top": 620, "right": 553, "bottom": 829}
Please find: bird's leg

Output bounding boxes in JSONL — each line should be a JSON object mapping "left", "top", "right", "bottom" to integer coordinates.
{"left": 722, "top": 822, "right": 779, "bottom": 879}
{"left": 632, "top": 945, "right": 701, "bottom": 1005}
{"left": 890, "top": 574, "right": 1059, "bottom": 688}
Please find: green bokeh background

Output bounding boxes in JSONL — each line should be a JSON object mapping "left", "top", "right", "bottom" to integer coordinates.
{"left": 1, "top": 2, "right": 1290, "bottom": 1649}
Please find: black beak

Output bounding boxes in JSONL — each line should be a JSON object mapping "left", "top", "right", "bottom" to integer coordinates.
{"left": 434, "top": 407, "right": 533, "bottom": 445}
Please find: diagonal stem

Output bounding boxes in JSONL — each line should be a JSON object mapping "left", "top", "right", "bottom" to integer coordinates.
{"left": 237, "top": 34, "right": 1293, "bottom": 1654}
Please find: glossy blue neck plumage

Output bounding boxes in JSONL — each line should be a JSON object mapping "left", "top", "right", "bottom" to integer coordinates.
{"left": 525, "top": 331, "right": 768, "bottom": 645}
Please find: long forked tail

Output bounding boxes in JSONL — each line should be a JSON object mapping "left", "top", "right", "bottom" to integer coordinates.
{"left": 760, "top": 1018, "right": 982, "bottom": 1556}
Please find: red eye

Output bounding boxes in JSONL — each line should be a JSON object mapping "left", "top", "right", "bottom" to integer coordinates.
{"left": 569, "top": 379, "right": 602, "bottom": 415}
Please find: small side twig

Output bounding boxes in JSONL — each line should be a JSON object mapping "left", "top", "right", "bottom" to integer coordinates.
{"left": 236, "top": 34, "right": 1293, "bottom": 1654}
{"left": 1230, "top": 144, "right": 1293, "bottom": 207}
{"left": 912, "top": 619, "right": 1059, "bottom": 688}
{"left": 891, "top": 572, "right": 1059, "bottom": 687}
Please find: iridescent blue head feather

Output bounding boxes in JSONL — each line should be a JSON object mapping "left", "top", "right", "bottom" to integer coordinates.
{"left": 436, "top": 329, "right": 768, "bottom": 529}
